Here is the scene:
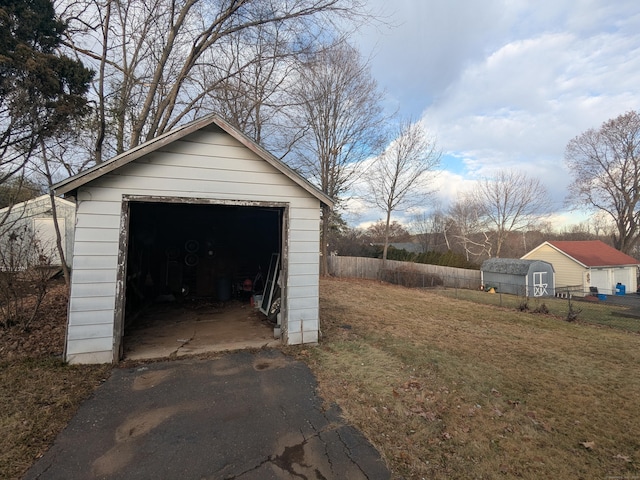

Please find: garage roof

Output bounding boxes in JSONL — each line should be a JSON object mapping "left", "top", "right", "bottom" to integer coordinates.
{"left": 542, "top": 240, "right": 638, "bottom": 267}
{"left": 52, "top": 114, "right": 334, "bottom": 207}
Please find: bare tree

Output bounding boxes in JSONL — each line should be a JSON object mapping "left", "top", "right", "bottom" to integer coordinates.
{"left": 410, "top": 207, "right": 452, "bottom": 253}
{"left": 471, "top": 170, "right": 549, "bottom": 258}
{"left": 61, "top": 0, "right": 373, "bottom": 160}
{"left": 565, "top": 110, "right": 640, "bottom": 254}
{"left": 364, "top": 120, "right": 440, "bottom": 261}
{"left": 203, "top": 21, "right": 302, "bottom": 149}
{"left": 447, "top": 193, "right": 492, "bottom": 261}
{"left": 288, "top": 41, "right": 386, "bottom": 274}
{"left": 365, "top": 220, "right": 411, "bottom": 244}
{"left": 589, "top": 211, "right": 615, "bottom": 239}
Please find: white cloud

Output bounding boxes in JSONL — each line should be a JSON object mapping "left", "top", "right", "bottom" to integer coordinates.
{"left": 350, "top": 0, "right": 640, "bottom": 231}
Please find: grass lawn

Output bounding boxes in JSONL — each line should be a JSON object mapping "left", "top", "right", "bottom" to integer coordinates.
{"left": 3, "top": 277, "right": 640, "bottom": 479}
{"left": 299, "top": 277, "right": 640, "bottom": 479}
{"left": 434, "top": 286, "right": 640, "bottom": 333}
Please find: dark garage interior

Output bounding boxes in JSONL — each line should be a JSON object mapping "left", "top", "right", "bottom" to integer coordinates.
{"left": 121, "top": 201, "right": 284, "bottom": 358}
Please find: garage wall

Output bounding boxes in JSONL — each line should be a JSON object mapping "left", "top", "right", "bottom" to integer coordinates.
{"left": 66, "top": 125, "right": 321, "bottom": 363}
{"left": 522, "top": 244, "right": 585, "bottom": 292}
{"left": 615, "top": 267, "right": 637, "bottom": 294}
{"left": 0, "top": 195, "right": 76, "bottom": 268}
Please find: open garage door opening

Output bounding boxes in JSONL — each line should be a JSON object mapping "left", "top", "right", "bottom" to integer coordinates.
{"left": 118, "top": 200, "right": 286, "bottom": 360}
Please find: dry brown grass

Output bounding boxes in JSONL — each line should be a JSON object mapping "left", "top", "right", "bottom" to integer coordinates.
{"left": 0, "top": 280, "right": 111, "bottom": 480}
{"left": 0, "top": 358, "right": 111, "bottom": 479}
{"left": 300, "top": 277, "right": 640, "bottom": 479}
{"left": 5, "top": 276, "right": 640, "bottom": 479}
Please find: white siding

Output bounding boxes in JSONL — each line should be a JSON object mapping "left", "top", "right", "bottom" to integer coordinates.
{"left": 0, "top": 195, "right": 76, "bottom": 267}
{"left": 66, "top": 124, "right": 322, "bottom": 363}
{"left": 523, "top": 244, "right": 586, "bottom": 294}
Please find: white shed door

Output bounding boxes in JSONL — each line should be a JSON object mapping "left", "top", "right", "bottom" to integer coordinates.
{"left": 33, "top": 218, "right": 65, "bottom": 265}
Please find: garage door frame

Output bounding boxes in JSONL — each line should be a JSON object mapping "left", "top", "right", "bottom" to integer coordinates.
{"left": 113, "top": 194, "right": 290, "bottom": 362}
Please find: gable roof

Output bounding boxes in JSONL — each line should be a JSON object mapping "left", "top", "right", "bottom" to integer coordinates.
{"left": 0, "top": 194, "right": 75, "bottom": 217}
{"left": 52, "top": 114, "right": 333, "bottom": 207}
{"left": 533, "top": 240, "right": 639, "bottom": 267}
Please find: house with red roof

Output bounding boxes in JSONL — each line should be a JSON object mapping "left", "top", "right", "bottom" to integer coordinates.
{"left": 521, "top": 240, "right": 639, "bottom": 296}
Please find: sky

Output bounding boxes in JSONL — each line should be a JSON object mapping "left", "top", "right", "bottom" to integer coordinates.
{"left": 347, "top": 0, "right": 640, "bottom": 230}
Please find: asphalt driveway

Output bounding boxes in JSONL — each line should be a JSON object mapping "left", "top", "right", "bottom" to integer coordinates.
{"left": 24, "top": 350, "right": 390, "bottom": 479}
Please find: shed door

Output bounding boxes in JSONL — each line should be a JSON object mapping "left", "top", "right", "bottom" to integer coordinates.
{"left": 532, "top": 271, "right": 549, "bottom": 297}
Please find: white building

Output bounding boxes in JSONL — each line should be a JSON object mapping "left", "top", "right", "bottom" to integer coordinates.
{"left": 54, "top": 115, "right": 332, "bottom": 364}
{"left": 0, "top": 194, "right": 76, "bottom": 268}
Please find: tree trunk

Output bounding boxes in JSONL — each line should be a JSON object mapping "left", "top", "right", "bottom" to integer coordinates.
{"left": 382, "top": 211, "right": 392, "bottom": 260}
{"left": 320, "top": 204, "right": 330, "bottom": 276}
{"left": 381, "top": 207, "right": 392, "bottom": 276}
{"left": 41, "top": 140, "right": 70, "bottom": 287}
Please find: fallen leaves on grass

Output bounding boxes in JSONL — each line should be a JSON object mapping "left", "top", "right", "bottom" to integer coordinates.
{"left": 0, "top": 278, "right": 112, "bottom": 480}
{"left": 0, "top": 279, "right": 68, "bottom": 360}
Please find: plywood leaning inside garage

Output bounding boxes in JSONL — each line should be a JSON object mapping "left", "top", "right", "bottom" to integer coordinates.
{"left": 260, "top": 253, "right": 280, "bottom": 315}
{"left": 52, "top": 114, "right": 333, "bottom": 364}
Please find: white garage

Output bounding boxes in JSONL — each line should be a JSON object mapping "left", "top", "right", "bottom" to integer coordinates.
{"left": 53, "top": 115, "right": 332, "bottom": 364}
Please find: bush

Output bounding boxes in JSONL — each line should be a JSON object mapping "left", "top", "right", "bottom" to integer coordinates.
{"left": 383, "top": 246, "right": 479, "bottom": 269}
{"left": 381, "top": 266, "right": 443, "bottom": 289}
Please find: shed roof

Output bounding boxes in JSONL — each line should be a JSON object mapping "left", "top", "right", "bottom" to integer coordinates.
{"left": 52, "top": 114, "right": 333, "bottom": 207}
{"left": 545, "top": 240, "right": 639, "bottom": 267}
{"left": 481, "top": 258, "right": 550, "bottom": 275}
{"left": 0, "top": 194, "right": 75, "bottom": 216}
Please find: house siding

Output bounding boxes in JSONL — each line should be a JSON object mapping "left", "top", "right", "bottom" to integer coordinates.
{"left": 0, "top": 195, "right": 76, "bottom": 267}
{"left": 66, "top": 125, "right": 321, "bottom": 364}
{"left": 522, "top": 244, "right": 585, "bottom": 293}
{"left": 523, "top": 243, "right": 638, "bottom": 296}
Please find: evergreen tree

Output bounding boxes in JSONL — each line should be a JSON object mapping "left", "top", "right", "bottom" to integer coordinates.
{"left": 0, "top": 0, "right": 93, "bottom": 179}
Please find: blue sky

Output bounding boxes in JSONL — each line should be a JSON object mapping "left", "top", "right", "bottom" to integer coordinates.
{"left": 347, "top": 0, "right": 640, "bottom": 229}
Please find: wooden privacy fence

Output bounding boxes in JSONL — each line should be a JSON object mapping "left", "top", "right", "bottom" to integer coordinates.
{"left": 327, "top": 256, "right": 481, "bottom": 290}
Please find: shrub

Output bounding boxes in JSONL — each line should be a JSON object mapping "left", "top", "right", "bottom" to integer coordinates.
{"left": 381, "top": 266, "right": 443, "bottom": 289}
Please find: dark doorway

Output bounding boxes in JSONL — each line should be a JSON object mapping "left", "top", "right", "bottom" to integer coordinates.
{"left": 119, "top": 200, "right": 284, "bottom": 359}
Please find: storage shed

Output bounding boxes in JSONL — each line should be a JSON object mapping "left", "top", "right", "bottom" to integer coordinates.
{"left": 0, "top": 195, "right": 75, "bottom": 268}
{"left": 481, "top": 258, "right": 555, "bottom": 297}
{"left": 522, "top": 240, "right": 639, "bottom": 296}
{"left": 53, "top": 114, "right": 333, "bottom": 364}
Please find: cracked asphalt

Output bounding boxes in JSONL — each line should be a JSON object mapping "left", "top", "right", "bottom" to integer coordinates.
{"left": 24, "top": 350, "right": 390, "bottom": 479}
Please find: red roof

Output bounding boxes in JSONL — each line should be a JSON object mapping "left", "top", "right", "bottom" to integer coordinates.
{"left": 547, "top": 240, "right": 639, "bottom": 267}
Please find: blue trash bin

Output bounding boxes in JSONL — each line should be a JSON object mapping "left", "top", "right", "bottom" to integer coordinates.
{"left": 615, "top": 283, "right": 626, "bottom": 295}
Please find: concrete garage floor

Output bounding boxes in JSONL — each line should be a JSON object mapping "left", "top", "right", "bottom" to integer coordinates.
{"left": 123, "top": 300, "right": 281, "bottom": 361}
